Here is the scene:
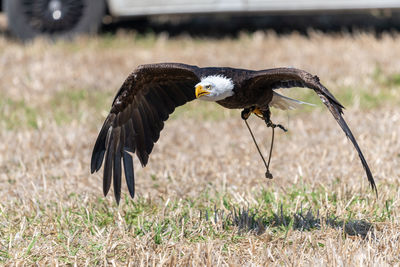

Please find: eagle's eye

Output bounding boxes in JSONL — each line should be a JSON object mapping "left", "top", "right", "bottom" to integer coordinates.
{"left": 205, "top": 85, "right": 211, "bottom": 90}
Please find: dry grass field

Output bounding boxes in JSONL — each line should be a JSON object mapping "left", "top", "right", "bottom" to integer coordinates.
{"left": 1, "top": 29, "right": 400, "bottom": 265}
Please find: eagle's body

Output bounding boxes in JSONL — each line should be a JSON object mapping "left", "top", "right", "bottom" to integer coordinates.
{"left": 91, "top": 63, "right": 376, "bottom": 203}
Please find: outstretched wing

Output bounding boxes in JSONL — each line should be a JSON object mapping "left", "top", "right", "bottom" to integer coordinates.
{"left": 91, "top": 63, "right": 201, "bottom": 203}
{"left": 247, "top": 68, "right": 377, "bottom": 194}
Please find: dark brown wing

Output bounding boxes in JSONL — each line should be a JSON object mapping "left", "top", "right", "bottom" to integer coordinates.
{"left": 246, "top": 68, "right": 377, "bottom": 195}
{"left": 91, "top": 63, "right": 201, "bottom": 203}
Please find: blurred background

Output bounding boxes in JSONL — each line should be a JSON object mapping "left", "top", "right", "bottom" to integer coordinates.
{"left": 1, "top": 0, "right": 400, "bottom": 265}
{"left": 2, "top": 0, "right": 400, "bottom": 39}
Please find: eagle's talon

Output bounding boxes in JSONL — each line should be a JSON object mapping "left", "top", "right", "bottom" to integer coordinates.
{"left": 277, "top": 124, "right": 288, "bottom": 132}
{"left": 266, "top": 121, "right": 287, "bottom": 132}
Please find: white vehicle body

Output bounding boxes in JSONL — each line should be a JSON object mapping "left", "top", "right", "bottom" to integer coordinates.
{"left": 107, "top": 0, "right": 400, "bottom": 17}
{"left": 4, "top": 0, "right": 400, "bottom": 41}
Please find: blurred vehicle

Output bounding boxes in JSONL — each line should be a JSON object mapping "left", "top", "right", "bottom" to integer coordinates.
{"left": 2, "top": 0, "right": 400, "bottom": 41}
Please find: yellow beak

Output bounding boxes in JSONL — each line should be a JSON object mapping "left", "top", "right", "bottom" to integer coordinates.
{"left": 195, "top": 85, "right": 210, "bottom": 98}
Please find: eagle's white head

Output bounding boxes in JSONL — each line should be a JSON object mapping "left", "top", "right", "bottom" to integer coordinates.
{"left": 195, "top": 75, "right": 234, "bottom": 101}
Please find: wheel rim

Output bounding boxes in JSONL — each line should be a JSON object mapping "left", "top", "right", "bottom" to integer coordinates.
{"left": 21, "top": 0, "right": 86, "bottom": 33}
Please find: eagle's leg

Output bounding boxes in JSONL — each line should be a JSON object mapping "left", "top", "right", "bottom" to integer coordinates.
{"left": 241, "top": 106, "right": 266, "bottom": 120}
{"left": 262, "top": 108, "right": 288, "bottom": 132}
{"left": 241, "top": 107, "right": 253, "bottom": 120}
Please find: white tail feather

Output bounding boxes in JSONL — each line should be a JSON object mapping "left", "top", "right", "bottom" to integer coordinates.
{"left": 270, "top": 92, "right": 315, "bottom": 110}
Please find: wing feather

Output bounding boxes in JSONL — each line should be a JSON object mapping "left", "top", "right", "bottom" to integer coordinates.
{"left": 123, "top": 119, "right": 136, "bottom": 153}
{"left": 145, "top": 89, "right": 170, "bottom": 121}
{"left": 141, "top": 96, "right": 161, "bottom": 142}
{"left": 156, "top": 86, "right": 177, "bottom": 113}
{"left": 113, "top": 127, "right": 122, "bottom": 204}
{"left": 123, "top": 151, "right": 135, "bottom": 198}
{"left": 163, "top": 83, "right": 189, "bottom": 106}
{"left": 121, "top": 122, "right": 135, "bottom": 198}
{"left": 103, "top": 126, "right": 114, "bottom": 196}
{"left": 91, "top": 63, "right": 200, "bottom": 203}
{"left": 247, "top": 68, "right": 376, "bottom": 194}
{"left": 91, "top": 115, "right": 113, "bottom": 173}
{"left": 316, "top": 89, "right": 377, "bottom": 195}
{"left": 131, "top": 107, "right": 148, "bottom": 166}
{"left": 137, "top": 101, "right": 155, "bottom": 156}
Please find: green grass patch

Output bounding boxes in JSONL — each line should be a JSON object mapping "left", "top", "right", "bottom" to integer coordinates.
{"left": 0, "top": 96, "right": 40, "bottom": 129}
{"left": 373, "top": 65, "right": 400, "bottom": 87}
{"left": 0, "top": 183, "right": 388, "bottom": 263}
{"left": 49, "top": 88, "right": 112, "bottom": 125}
{"left": 0, "top": 89, "right": 112, "bottom": 130}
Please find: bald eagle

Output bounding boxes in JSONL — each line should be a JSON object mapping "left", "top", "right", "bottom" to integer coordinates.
{"left": 91, "top": 63, "right": 377, "bottom": 203}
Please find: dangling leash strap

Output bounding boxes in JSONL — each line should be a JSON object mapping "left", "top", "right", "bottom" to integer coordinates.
{"left": 244, "top": 119, "right": 274, "bottom": 179}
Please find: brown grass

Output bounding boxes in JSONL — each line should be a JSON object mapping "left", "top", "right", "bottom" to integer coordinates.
{"left": 0, "top": 30, "right": 400, "bottom": 265}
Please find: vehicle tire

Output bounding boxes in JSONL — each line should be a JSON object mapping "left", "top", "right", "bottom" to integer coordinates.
{"left": 3, "top": 0, "right": 106, "bottom": 41}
